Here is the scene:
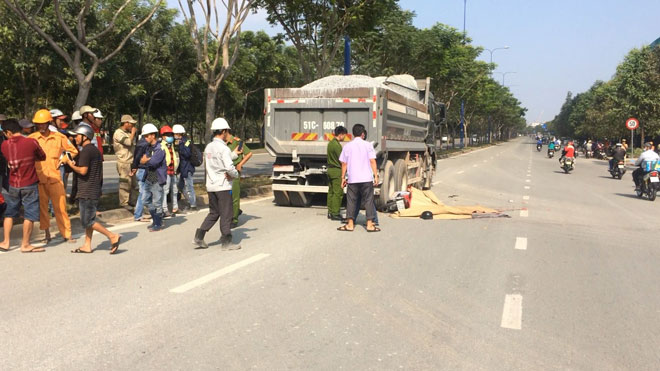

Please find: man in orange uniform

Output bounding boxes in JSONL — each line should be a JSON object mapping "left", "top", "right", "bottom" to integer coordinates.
{"left": 29, "top": 109, "right": 78, "bottom": 243}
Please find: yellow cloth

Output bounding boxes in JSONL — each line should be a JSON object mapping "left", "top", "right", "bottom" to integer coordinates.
{"left": 392, "top": 187, "right": 499, "bottom": 220}
{"left": 29, "top": 131, "right": 78, "bottom": 184}
{"left": 161, "top": 141, "right": 179, "bottom": 171}
{"left": 38, "top": 181, "right": 72, "bottom": 238}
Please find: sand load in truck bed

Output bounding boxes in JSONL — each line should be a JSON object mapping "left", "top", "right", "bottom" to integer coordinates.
{"left": 302, "top": 74, "right": 422, "bottom": 102}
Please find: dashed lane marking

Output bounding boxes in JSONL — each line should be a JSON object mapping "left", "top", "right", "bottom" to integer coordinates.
{"left": 457, "top": 170, "right": 465, "bottom": 174}
{"left": 501, "top": 294, "right": 523, "bottom": 330}
{"left": 170, "top": 253, "right": 271, "bottom": 293}
{"left": 525, "top": 179, "right": 531, "bottom": 183}
{"left": 473, "top": 164, "right": 478, "bottom": 168}
{"left": 520, "top": 209, "right": 529, "bottom": 217}
{"left": 524, "top": 186, "right": 530, "bottom": 189}
{"left": 523, "top": 196, "right": 530, "bottom": 200}
{"left": 515, "top": 237, "right": 527, "bottom": 250}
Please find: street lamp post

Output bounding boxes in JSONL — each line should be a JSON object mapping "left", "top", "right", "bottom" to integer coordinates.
{"left": 484, "top": 46, "right": 509, "bottom": 143}
{"left": 496, "top": 71, "right": 517, "bottom": 85}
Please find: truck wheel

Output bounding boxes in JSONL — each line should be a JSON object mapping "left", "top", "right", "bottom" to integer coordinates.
{"left": 289, "top": 192, "right": 312, "bottom": 207}
{"left": 375, "top": 160, "right": 395, "bottom": 211}
{"left": 394, "top": 159, "right": 408, "bottom": 193}
{"left": 273, "top": 191, "right": 291, "bottom": 206}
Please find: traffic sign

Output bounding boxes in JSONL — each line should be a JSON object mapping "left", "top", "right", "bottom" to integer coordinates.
{"left": 626, "top": 117, "right": 639, "bottom": 130}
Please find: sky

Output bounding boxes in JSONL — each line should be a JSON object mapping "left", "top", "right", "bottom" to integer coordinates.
{"left": 166, "top": 0, "right": 660, "bottom": 124}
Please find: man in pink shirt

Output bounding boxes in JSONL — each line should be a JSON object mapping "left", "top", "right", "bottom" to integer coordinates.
{"left": 337, "top": 124, "right": 380, "bottom": 232}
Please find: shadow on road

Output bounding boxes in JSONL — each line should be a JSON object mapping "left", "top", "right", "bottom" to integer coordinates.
{"left": 614, "top": 193, "right": 641, "bottom": 200}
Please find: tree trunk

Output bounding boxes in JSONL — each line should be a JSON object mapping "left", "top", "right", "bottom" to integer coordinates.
{"left": 74, "top": 80, "right": 92, "bottom": 110}
{"left": 205, "top": 84, "right": 217, "bottom": 143}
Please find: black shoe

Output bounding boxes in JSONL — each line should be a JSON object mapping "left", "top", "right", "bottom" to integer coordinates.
{"left": 329, "top": 214, "right": 343, "bottom": 221}
{"left": 193, "top": 228, "right": 208, "bottom": 249}
{"left": 238, "top": 209, "right": 243, "bottom": 216}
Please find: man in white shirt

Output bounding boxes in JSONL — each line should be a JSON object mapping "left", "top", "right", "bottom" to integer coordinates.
{"left": 633, "top": 142, "right": 660, "bottom": 190}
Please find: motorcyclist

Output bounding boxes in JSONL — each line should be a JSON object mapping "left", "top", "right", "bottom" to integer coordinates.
{"left": 585, "top": 140, "right": 593, "bottom": 156}
{"left": 633, "top": 142, "right": 660, "bottom": 191}
{"left": 609, "top": 143, "right": 626, "bottom": 170}
{"left": 560, "top": 141, "right": 576, "bottom": 166}
{"left": 536, "top": 137, "right": 543, "bottom": 150}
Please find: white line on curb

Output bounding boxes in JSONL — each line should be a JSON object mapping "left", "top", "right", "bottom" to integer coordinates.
{"left": 170, "top": 253, "right": 270, "bottom": 293}
{"left": 514, "top": 237, "right": 527, "bottom": 250}
{"left": 501, "top": 294, "right": 523, "bottom": 330}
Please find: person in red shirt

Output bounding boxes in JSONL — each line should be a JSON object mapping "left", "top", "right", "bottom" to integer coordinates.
{"left": 0, "top": 119, "right": 47, "bottom": 253}
{"left": 563, "top": 141, "right": 575, "bottom": 158}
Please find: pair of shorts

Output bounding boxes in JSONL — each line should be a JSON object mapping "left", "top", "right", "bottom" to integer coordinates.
{"left": 78, "top": 198, "right": 99, "bottom": 229}
{"left": 4, "top": 183, "right": 40, "bottom": 221}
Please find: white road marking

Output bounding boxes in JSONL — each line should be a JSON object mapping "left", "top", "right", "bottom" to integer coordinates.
{"left": 483, "top": 160, "right": 487, "bottom": 163}
{"left": 432, "top": 180, "right": 442, "bottom": 186}
{"left": 456, "top": 170, "right": 465, "bottom": 174}
{"left": 526, "top": 174, "right": 531, "bottom": 177}
{"left": 514, "top": 237, "right": 527, "bottom": 250}
{"left": 170, "top": 253, "right": 271, "bottom": 293}
{"left": 524, "top": 186, "right": 530, "bottom": 189}
{"left": 501, "top": 294, "right": 523, "bottom": 330}
{"left": 525, "top": 179, "right": 531, "bottom": 183}
{"left": 523, "top": 196, "right": 530, "bottom": 200}
{"left": 473, "top": 164, "right": 478, "bottom": 168}
{"left": 520, "top": 209, "right": 529, "bottom": 217}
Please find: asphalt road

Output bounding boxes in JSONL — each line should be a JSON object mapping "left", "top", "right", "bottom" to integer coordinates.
{"left": 3, "top": 138, "right": 660, "bottom": 370}
{"left": 98, "top": 151, "right": 274, "bottom": 194}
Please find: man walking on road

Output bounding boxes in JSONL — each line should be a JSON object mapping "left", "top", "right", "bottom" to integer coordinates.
{"left": 139, "top": 124, "right": 167, "bottom": 231}
{"left": 113, "top": 115, "right": 138, "bottom": 209}
{"left": 227, "top": 133, "right": 252, "bottom": 227}
{"left": 193, "top": 118, "right": 241, "bottom": 250}
{"left": 159, "top": 125, "right": 179, "bottom": 217}
{"left": 0, "top": 119, "right": 47, "bottom": 253}
{"left": 62, "top": 125, "right": 121, "bottom": 254}
{"left": 29, "top": 109, "right": 78, "bottom": 244}
{"left": 173, "top": 124, "right": 197, "bottom": 212}
{"left": 337, "top": 124, "right": 380, "bottom": 232}
{"left": 326, "top": 126, "right": 347, "bottom": 221}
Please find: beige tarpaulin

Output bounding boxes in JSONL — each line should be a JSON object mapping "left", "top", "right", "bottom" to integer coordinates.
{"left": 391, "top": 188, "right": 502, "bottom": 220}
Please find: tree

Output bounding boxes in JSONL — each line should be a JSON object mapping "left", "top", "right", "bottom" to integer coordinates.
{"left": 2, "top": 0, "right": 164, "bottom": 109}
{"left": 178, "top": 0, "right": 254, "bottom": 140}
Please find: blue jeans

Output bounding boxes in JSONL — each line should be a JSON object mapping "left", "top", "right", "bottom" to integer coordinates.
{"left": 179, "top": 173, "right": 196, "bottom": 208}
{"left": 134, "top": 168, "right": 146, "bottom": 220}
{"left": 5, "top": 183, "right": 40, "bottom": 221}
{"left": 144, "top": 179, "right": 163, "bottom": 216}
{"left": 162, "top": 174, "right": 178, "bottom": 212}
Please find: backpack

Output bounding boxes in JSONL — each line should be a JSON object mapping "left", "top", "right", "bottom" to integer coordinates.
{"left": 188, "top": 140, "right": 203, "bottom": 167}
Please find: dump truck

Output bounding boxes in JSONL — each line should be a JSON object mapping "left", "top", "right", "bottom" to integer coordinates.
{"left": 264, "top": 74, "right": 445, "bottom": 209}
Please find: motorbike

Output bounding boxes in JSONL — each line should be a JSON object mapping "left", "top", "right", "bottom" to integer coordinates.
{"left": 585, "top": 150, "right": 593, "bottom": 158}
{"left": 609, "top": 160, "right": 626, "bottom": 179}
{"left": 560, "top": 157, "right": 574, "bottom": 173}
{"left": 536, "top": 143, "right": 542, "bottom": 152}
{"left": 636, "top": 170, "right": 660, "bottom": 201}
{"left": 547, "top": 149, "right": 555, "bottom": 158}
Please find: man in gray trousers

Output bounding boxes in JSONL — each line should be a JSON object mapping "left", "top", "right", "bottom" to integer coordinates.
{"left": 193, "top": 118, "right": 242, "bottom": 250}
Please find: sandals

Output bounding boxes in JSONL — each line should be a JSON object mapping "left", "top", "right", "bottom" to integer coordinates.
{"left": 337, "top": 225, "right": 354, "bottom": 232}
{"left": 110, "top": 236, "right": 121, "bottom": 255}
{"left": 367, "top": 226, "right": 381, "bottom": 233}
{"left": 71, "top": 248, "right": 92, "bottom": 254}
{"left": 21, "top": 247, "right": 46, "bottom": 253}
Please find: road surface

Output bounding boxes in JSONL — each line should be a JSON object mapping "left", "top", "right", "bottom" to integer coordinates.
{"left": 3, "top": 138, "right": 660, "bottom": 369}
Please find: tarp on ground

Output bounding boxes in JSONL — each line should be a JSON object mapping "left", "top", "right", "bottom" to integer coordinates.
{"left": 390, "top": 187, "right": 506, "bottom": 220}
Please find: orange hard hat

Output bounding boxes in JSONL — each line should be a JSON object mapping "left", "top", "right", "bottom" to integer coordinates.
{"left": 32, "top": 109, "right": 53, "bottom": 124}
{"left": 160, "top": 125, "right": 173, "bottom": 135}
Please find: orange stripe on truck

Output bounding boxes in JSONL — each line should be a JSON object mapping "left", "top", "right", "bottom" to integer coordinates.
{"left": 291, "top": 133, "right": 319, "bottom": 141}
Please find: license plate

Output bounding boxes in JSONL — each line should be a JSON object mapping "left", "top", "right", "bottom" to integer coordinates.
{"left": 651, "top": 177, "right": 659, "bottom": 183}
{"left": 618, "top": 165, "right": 624, "bottom": 168}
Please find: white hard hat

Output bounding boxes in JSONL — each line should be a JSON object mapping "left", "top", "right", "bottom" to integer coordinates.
{"left": 141, "top": 123, "right": 158, "bottom": 136}
{"left": 71, "top": 110, "right": 82, "bottom": 121}
{"left": 49, "top": 109, "right": 66, "bottom": 118}
{"left": 172, "top": 124, "right": 186, "bottom": 134}
{"left": 210, "top": 117, "right": 230, "bottom": 131}
{"left": 93, "top": 109, "right": 104, "bottom": 119}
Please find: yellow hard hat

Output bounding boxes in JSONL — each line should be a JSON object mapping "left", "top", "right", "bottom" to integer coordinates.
{"left": 32, "top": 109, "right": 53, "bottom": 124}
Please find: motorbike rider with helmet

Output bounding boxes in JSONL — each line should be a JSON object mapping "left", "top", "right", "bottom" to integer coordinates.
{"left": 609, "top": 143, "right": 626, "bottom": 171}
{"left": 560, "top": 141, "right": 576, "bottom": 165}
{"left": 633, "top": 142, "right": 660, "bottom": 191}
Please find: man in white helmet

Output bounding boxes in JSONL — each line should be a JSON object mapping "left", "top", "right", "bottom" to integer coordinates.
{"left": 139, "top": 123, "right": 167, "bottom": 231}
{"left": 193, "top": 118, "right": 242, "bottom": 250}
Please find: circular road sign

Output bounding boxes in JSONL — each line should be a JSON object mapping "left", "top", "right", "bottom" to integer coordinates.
{"left": 626, "top": 117, "right": 639, "bottom": 130}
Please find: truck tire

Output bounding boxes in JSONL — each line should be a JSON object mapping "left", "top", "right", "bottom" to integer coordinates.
{"left": 289, "top": 191, "right": 312, "bottom": 207}
{"left": 273, "top": 191, "right": 291, "bottom": 206}
{"left": 375, "top": 160, "right": 395, "bottom": 211}
{"left": 394, "top": 159, "right": 408, "bottom": 193}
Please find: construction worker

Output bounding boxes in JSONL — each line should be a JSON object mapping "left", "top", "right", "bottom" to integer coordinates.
{"left": 29, "top": 109, "right": 78, "bottom": 244}
{"left": 159, "top": 125, "right": 179, "bottom": 217}
{"left": 227, "top": 132, "right": 252, "bottom": 228}
{"left": 112, "top": 115, "right": 138, "bottom": 209}
{"left": 326, "top": 126, "right": 347, "bottom": 220}
{"left": 139, "top": 123, "right": 167, "bottom": 231}
{"left": 49, "top": 109, "right": 69, "bottom": 135}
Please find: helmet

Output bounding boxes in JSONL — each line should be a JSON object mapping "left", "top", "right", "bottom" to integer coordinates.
{"left": 72, "top": 124, "right": 95, "bottom": 140}
{"left": 160, "top": 125, "right": 173, "bottom": 135}
{"left": 71, "top": 110, "right": 82, "bottom": 121}
{"left": 172, "top": 124, "right": 186, "bottom": 134}
{"left": 79, "top": 105, "right": 96, "bottom": 115}
{"left": 32, "top": 109, "right": 53, "bottom": 124}
{"left": 616, "top": 143, "right": 622, "bottom": 147}
{"left": 50, "top": 109, "right": 66, "bottom": 119}
{"left": 210, "top": 117, "right": 230, "bottom": 131}
{"left": 141, "top": 123, "right": 158, "bottom": 136}
{"left": 421, "top": 211, "right": 434, "bottom": 220}
{"left": 93, "top": 109, "right": 104, "bottom": 119}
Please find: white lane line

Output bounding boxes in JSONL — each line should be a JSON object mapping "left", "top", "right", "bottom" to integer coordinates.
{"left": 473, "top": 164, "right": 478, "bottom": 168}
{"left": 525, "top": 179, "right": 531, "bottom": 183}
{"left": 501, "top": 294, "right": 523, "bottom": 330}
{"left": 520, "top": 209, "right": 529, "bottom": 217}
{"left": 514, "top": 237, "right": 527, "bottom": 250}
{"left": 524, "top": 186, "right": 530, "bottom": 189}
{"left": 432, "top": 180, "right": 442, "bottom": 185}
{"left": 170, "top": 253, "right": 271, "bottom": 293}
{"left": 523, "top": 196, "right": 530, "bottom": 200}
{"left": 456, "top": 170, "right": 465, "bottom": 174}
{"left": 526, "top": 174, "right": 531, "bottom": 177}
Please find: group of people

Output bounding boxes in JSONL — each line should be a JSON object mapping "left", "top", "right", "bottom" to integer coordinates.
{"left": 0, "top": 106, "right": 253, "bottom": 253}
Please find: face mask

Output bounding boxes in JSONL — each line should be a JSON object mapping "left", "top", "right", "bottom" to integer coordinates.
{"left": 165, "top": 136, "right": 174, "bottom": 144}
